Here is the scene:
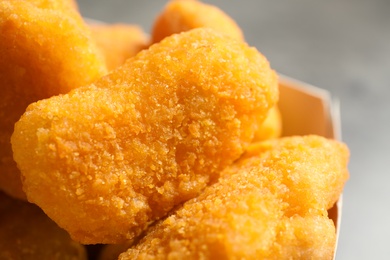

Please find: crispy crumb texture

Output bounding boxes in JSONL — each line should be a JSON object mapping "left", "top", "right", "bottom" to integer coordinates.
{"left": 120, "top": 136, "right": 349, "bottom": 260}
{"left": 0, "top": 0, "right": 106, "bottom": 200}
{"left": 11, "top": 28, "right": 278, "bottom": 244}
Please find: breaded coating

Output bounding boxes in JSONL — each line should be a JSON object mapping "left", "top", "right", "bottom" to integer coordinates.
{"left": 0, "top": 0, "right": 107, "bottom": 200}
{"left": 152, "top": 0, "right": 244, "bottom": 43}
{"left": 0, "top": 192, "right": 87, "bottom": 259}
{"left": 241, "top": 135, "right": 350, "bottom": 212}
{"left": 253, "top": 105, "right": 283, "bottom": 141}
{"left": 18, "top": 0, "right": 79, "bottom": 14}
{"left": 12, "top": 28, "right": 278, "bottom": 244}
{"left": 120, "top": 135, "right": 349, "bottom": 260}
{"left": 91, "top": 24, "right": 149, "bottom": 71}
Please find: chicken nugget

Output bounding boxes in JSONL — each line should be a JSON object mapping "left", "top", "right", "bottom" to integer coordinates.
{"left": 68, "top": 0, "right": 79, "bottom": 11}
{"left": 152, "top": 0, "right": 244, "bottom": 43}
{"left": 91, "top": 24, "right": 149, "bottom": 71}
{"left": 151, "top": 0, "right": 282, "bottom": 142}
{"left": 241, "top": 135, "right": 350, "bottom": 212}
{"left": 12, "top": 28, "right": 278, "bottom": 244}
{"left": 253, "top": 105, "right": 283, "bottom": 141}
{"left": 0, "top": 191, "right": 87, "bottom": 259}
{"left": 119, "top": 135, "right": 349, "bottom": 259}
{"left": 0, "top": 0, "right": 107, "bottom": 200}
{"left": 33, "top": 0, "right": 77, "bottom": 11}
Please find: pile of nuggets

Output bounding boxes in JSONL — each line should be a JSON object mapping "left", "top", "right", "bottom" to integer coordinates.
{"left": 0, "top": 0, "right": 349, "bottom": 259}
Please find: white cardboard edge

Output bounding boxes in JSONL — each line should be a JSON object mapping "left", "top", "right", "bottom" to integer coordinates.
{"left": 330, "top": 97, "right": 342, "bottom": 260}
{"left": 279, "top": 74, "right": 332, "bottom": 100}
{"left": 279, "top": 74, "right": 342, "bottom": 260}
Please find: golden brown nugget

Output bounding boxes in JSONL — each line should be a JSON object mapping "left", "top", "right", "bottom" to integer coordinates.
{"left": 0, "top": 192, "right": 87, "bottom": 259}
{"left": 152, "top": 0, "right": 244, "bottom": 43}
{"left": 0, "top": 0, "right": 107, "bottom": 200}
{"left": 15, "top": 0, "right": 81, "bottom": 20}
{"left": 253, "top": 105, "right": 283, "bottom": 141}
{"left": 154, "top": 0, "right": 284, "bottom": 143}
{"left": 12, "top": 28, "right": 278, "bottom": 244}
{"left": 91, "top": 24, "right": 149, "bottom": 71}
{"left": 241, "top": 135, "right": 350, "bottom": 213}
{"left": 120, "top": 136, "right": 349, "bottom": 259}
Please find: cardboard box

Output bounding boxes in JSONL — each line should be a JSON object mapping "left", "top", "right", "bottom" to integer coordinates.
{"left": 278, "top": 75, "right": 342, "bottom": 259}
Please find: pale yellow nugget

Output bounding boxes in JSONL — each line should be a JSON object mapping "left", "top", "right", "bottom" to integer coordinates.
{"left": 253, "top": 105, "right": 283, "bottom": 141}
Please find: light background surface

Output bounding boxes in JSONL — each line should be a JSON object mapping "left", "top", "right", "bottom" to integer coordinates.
{"left": 77, "top": 1, "right": 390, "bottom": 259}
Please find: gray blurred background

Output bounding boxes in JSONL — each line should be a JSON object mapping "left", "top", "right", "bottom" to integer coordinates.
{"left": 77, "top": 0, "right": 390, "bottom": 259}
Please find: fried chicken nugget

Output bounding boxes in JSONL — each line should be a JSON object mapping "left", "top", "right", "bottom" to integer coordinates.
{"left": 151, "top": 0, "right": 282, "bottom": 142}
{"left": 253, "top": 105, "right": 283, "bottom": 141}
{"left": 0, "top": 191, "right": 87, "bottom": 259}
{"left": 27, "top": 0, "right": 79, "bottom": 13}
{"left": 91, "top": 24, "right": 149, "bottom": 71}
{"left": 152, "top": 0, "right": 244, "bottom": 44}
{"left": 0, "top": 0, "right": 107, "bottom": 200}
{"left": 119, "top": 135, "right": 349, "bottom": 260}
{"left": 240, "top": 135, "right": 349, "bottom": 216}
{"left": 11, "top": 28, "right": 278, "bottom": 244}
